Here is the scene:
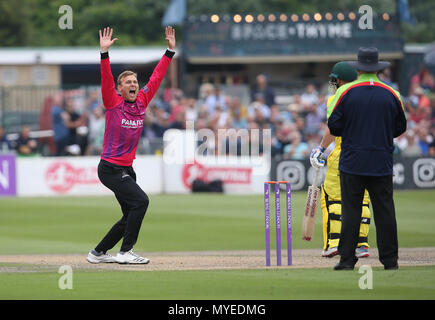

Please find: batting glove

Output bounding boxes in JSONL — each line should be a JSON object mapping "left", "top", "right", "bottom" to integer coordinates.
{"left": 310, "top": 146, "right": 326, "bottom": 168}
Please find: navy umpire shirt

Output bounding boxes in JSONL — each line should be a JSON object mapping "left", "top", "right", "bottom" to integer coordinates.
{"left": 327, "top": 73, "right": 407, "bottom": 176}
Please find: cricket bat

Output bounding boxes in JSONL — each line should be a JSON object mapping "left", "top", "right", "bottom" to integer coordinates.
{"left": 302, "top": 168, "right": 320, "bottom": 241}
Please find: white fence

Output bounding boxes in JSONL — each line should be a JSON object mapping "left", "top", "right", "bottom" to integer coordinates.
{"left": 0, "top": 154, "right": 269, "bottom": 197}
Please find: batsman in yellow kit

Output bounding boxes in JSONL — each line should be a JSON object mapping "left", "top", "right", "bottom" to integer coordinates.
{"left": 310, "top": 62, "right": 371, "bottom": 258}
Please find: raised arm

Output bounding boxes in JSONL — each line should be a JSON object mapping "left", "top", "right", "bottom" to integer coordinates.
{"left": 138, "top": 26, "right": 176, "bottom": 106}
{"left": 165, "top": 25, "right": 176, "bottom": 51}
{"left": 99, "top": 27, "right": 118, "bottom": 53}
{"left": 99, "top": 27, "right": 120, "bottom": 109}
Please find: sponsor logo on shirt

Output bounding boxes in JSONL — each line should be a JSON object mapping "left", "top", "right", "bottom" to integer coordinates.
{"left": 121, "top": 118, "right": 144, "bottom": 129}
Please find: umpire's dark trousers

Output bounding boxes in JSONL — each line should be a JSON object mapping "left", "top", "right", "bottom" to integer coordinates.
{"left": 95, "top": 160, "right": 149, "bottom": 253}
{"left": 339, "top": 172, "right": 398, "bottom": 268}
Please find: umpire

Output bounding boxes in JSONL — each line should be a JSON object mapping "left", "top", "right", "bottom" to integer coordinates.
{"left": 327, "top": 47, "right": 407, "bottom": 270}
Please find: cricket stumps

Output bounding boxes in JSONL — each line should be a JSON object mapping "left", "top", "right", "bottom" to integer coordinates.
{"left": 264, "top": 181, "right": 292, "bottom": 266}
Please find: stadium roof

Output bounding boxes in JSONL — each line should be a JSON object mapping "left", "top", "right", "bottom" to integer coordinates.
{"left": 0, "top": 47, "right": 176, "bottom": 65}
{"left": 0, "top": 44, "right": 425, "bottom": 66}
{"left": 404, "top": 43, "right": 432, "bottom": 54}
{"left": 187, "top": 52, "right": 404, "bottom": 64}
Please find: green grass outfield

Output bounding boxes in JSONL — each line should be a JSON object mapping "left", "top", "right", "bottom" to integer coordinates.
{"left": 1, "top": 266, "right": 434, "bottom": 300}
{"left": 0, "top": 190, "right": 434, "bottom": 300}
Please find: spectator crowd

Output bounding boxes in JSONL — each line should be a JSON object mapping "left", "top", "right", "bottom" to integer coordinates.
{"left": 1, "top": 68, "right": 435, "bottom": 159}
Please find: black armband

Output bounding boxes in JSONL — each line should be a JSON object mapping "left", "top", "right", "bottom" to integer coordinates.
{"left": 100, "top": 52, "right": 109, "bottom": 59}
{"left": 165, "top": 49, "right": 175, "bottom": 59}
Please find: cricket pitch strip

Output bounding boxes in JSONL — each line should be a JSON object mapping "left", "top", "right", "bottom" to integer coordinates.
{"left": 0, "top": 248, "right": 434, "bottom": 273}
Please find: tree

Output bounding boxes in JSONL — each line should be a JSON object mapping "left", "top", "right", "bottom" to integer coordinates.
{"left": 0, "top": 0, "right": 433, "bottom": 47}
{"left": 400, "top": 0, "right": 435, "bottom": 43}
{"left": 0, "top": 1, "right": 32, "bottom": 46}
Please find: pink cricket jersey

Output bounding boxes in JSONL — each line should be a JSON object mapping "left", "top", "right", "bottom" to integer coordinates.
{"left": 100, "top": 52, "right": 172, "bottom": 166}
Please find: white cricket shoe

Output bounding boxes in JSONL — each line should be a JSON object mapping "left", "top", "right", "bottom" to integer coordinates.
{"left": 116, "top": 250, "right": 150, "bottom": 264}
{"left": 322, "top": 247, "right": 339, "bottom": 258}
{"left": 86, "top": 250, "right": 116, "bottom": 264}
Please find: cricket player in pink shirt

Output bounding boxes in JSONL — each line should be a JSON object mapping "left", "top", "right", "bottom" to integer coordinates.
{"left": 87, "top": 26, "right": 175, "bottom": 264}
